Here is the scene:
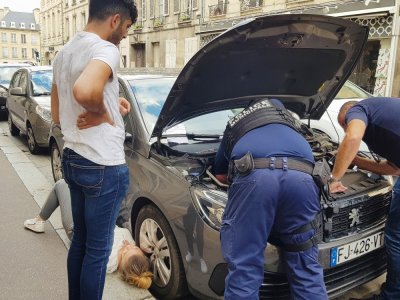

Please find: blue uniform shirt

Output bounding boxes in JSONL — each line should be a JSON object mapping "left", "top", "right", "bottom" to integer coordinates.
{"left": 345, "top": 97, "right": 400, "bottom": 167}
{"left": 214, "top": 123, "right": 314, "bottom": 174}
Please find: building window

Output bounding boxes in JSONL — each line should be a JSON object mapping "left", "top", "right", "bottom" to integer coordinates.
{"left": 10, "top": 22, "right": 15, "bottom": 28}
{"left": 163, "top": 0, "right": 169, "bottom": 15}
{"left": 1, "top": 33, "right": 6, "bottom": 43}
{"left": 2, "top": 47, "right": 9, "bottom": 58}
{"left": 81, "top": 12, "right": 86, "bottom": 29}
{"left": 20, "top": 23, "right": 25, "bottom": 29}
{"left": 1, "top": 21, "right": 5, "bottom": 27}
{"left": 21, "top": 48, "right": 27, "bottom": 58}
{"left": 12, "top": 47, "right": 17, "bottom": 58}
{"left": 142, "top": 0, "right": 146, "bottom": 20}
{"left": 11, "top": 33, "right": 16, "bottom": 43}
{"left": 32, "top": 35, "right": 37, "bottom": 45}
{"left": 31, "top": 23, "right": 35, "bottom": 29}
{"left": 21, "top": 34, "right": 26, "bottom": 44}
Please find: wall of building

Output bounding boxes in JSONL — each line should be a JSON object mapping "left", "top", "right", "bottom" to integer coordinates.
{"left": 0, "top": 8, "right": 41, "bottom": 64}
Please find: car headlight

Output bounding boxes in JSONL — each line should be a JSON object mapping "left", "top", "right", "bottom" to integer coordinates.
{"left": 35, "top": 105, "right": 52, "bottom": 122}
{"left": 191, "top": 188, "right": 227, "bottom": 230}
{"left": 0, "top": 88, "right": 7, "bottom": 98}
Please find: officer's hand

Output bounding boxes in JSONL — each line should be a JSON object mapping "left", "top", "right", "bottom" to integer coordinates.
{"left": 329, "top": 181, "right": 347, "bottom": 194}
{"left": 76, "top": 110, "right": 114, "bottom": 129}
{"left": 119, "top": 97, "right": 131, "bottom": 117}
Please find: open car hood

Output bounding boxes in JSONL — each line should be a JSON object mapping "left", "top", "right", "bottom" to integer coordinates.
{"left": 152, "top": 14, "right": 368, "bottom": 138}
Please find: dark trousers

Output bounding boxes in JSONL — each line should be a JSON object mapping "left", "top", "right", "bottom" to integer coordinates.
{"left": 62, "top": 148, "right": 129, "bottom": 300}
{"left": 220, "top": 168, "right": 327, "bottom": 300}
{"left": 382, "top": 177, "right": 400, "bottom": 300}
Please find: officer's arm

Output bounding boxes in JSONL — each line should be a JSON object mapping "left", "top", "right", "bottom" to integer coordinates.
{"left": 353, "top": 156, "right": 400, "bottom": 176}
{"left": 73, "top": 60, "right": 112, "bottom": 114}
{"left": 51, "top": 83, "right": 60, "bottom": 125}
{"left": 330, "top": 119, "right": 366, "bottom": 192}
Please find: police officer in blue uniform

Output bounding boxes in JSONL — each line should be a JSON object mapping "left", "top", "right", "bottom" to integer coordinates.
{"left": 214, "top": 98, "right": 328, "bottom": 300}
{"left": 330, "top": 98, "right": 400, "bottom": 300}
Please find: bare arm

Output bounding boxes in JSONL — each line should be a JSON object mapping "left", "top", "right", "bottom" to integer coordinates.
{"left": 331, "top": 119, "right": 366, "bottom": 180}
{"left": 72, "top": 60, "right": 112, "bottom": 114}
{"left": 330, "top": 119, "right": 366, "bottom": 193}
{"left": 353, "top": 156, "right": 400, "bottom": 176}
{"left": 51, "top": 83, "right": 60, "bottom": 124}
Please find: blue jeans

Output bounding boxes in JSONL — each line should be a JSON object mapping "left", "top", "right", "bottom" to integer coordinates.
{"left": 62, "top": 148, "right": 129, "bottom": 300}
{"left": 381, "top": 177, "right": 400, "bottom": 300}
{"left": 221, "top": 169, "right": 327, "bottom": 300}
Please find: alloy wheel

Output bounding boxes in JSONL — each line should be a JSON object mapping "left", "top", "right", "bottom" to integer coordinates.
{"left": 139, "top": 218, "right": 172, "bottom": 287}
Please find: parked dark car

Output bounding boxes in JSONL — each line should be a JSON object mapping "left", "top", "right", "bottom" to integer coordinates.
{"left": 50, "top": 15, "right": 392, "bottom": 300}
{"left": 0, "top": 63, "right": 30, "bottom": 118}
{"left": 7, "top": 66, "right": 53, "bottom": 154}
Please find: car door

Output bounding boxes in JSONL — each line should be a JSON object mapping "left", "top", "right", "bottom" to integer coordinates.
{"left": 7, "top": 70, "right": 22, "bottom": 124}
{"left": 13, "top": 70, "right": 30, "bottom": 131}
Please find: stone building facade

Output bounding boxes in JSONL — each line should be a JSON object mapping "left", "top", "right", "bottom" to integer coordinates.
{"left": 0, "top": 7, "right": 41, "bottom": 65}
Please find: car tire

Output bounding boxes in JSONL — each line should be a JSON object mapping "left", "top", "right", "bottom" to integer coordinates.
{"left": 135, "top": 204, "right": 188, "bottom": 299}
{"left": 51, "top": 141, "right": 63, "bottom": 182}
{"left": 27, "top": 124, "right": 41, "bottom": 154}
{"left": 8, "top": 113, "right": 20, "bottom": 136}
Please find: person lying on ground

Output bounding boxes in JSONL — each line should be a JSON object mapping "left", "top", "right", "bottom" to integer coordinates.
{"left": 24, "top": 179, "right": 152, "bottom": 289}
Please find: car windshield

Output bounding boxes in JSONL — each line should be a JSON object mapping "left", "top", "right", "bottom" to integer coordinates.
{"left": 0, "top": 66, "right": 23, "bottom": 87}
{"left": 336, "top": 81, "right": 371, "bottom": 99}
{"left": 128, "top": 77, "right": 176, "bottom": 132}
{"left": 31, "top": 70, "right": 53, "bottom": 96}
{"left": 129, "top": 77, "right": 239, "bottom": 138}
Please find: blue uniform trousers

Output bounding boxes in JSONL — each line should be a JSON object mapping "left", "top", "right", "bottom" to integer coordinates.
{"left": 220, "top": 168, "right": 327, "bottom": 300}
{"left": 381, "top": 178, "right": 400, "bottom": 300}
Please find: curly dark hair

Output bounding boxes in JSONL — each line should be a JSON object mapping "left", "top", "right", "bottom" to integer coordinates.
{"left": 89, "top": 0, "right": 138, "bottom": 24}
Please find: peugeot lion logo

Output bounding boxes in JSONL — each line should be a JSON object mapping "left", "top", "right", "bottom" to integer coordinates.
{"left": 349, "top": 208, "right": 361, "bottom": 227}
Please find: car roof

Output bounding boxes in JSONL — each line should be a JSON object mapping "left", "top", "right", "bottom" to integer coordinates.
{"left": 0, "top": 63, "right": 31, "bottom": 68}
{"left": 119, "top": 74, "right": 177, "bottom": 80}
{"left": 24, "top": 66, "right": 53, "bottom": 72}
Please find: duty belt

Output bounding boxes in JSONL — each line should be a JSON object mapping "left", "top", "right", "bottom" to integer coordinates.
{"left": 252, "top": 157, "right": 314, "bottom": 175}
{"left": 230, "top": 152, "right": 314, "bottom": 178}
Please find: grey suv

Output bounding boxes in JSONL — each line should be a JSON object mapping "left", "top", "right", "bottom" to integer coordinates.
{"left": 50, "top": 15, "right": 392, "bottom": 300}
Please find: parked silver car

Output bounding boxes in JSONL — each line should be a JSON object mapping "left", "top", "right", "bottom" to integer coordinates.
{"left": 0, "top": 63, "right": 30, "bottom": 118}
{"left": 50, "top": 15, "right": 392, "bottom": 300}
{"left": 7, "top": 66, "right": 53, "bottom": 154}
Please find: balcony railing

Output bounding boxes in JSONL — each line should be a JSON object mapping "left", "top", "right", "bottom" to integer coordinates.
{"left": 153, "top": 17, "right": 165, "bottom": 27}
{"left": 240, "top": 0, "right": 262, "bottom": 11}
{"left": 178, "top": 12, "right": 192, "bottom": 22}
{"left": 132, "top": 20, "right": 143, "bottom": 31}
{"left": 209, "top": 2, "right": 227, "bottom": 17}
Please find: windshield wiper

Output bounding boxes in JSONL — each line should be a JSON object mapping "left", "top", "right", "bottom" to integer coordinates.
{"left": 162, "top": 133, "right": 221, "bottom": 140}
{"left": 33, "top": 92, "right": 51, "bottom": 96}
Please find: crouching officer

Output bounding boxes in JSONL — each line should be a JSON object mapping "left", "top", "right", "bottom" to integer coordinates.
{"left": 214, "top": 98, "right": 327, "bottom": 300}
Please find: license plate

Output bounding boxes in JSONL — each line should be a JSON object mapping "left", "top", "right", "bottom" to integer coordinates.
{"left": 330, "top": 231, "right": 384, "bottom": 267}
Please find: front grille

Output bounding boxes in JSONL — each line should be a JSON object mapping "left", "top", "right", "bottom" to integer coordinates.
{"left": 329, "top": 191, "right": 391, "bottom": 239}
{"left": 258, "top": 247, "right": 387, "bottom": 299}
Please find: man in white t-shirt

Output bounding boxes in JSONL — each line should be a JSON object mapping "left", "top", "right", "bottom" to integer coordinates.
{"left": 50, "top": 1, "right": 137, "bottom": 299}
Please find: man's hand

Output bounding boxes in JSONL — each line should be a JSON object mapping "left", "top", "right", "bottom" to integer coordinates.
{"left": 76, "top": 110, "right": 114, "bottom": 130}
{"left": 119, "top": 97, "right": 131, "bottom": 116}
{"left": 329, "top": 181, "right": 347, "bottom": 193}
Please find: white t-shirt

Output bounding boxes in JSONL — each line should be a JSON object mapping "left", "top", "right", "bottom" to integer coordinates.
{"left": 107, "top": 226, "right": 135, "bottom": 273}
{"left": 53, "top": 31, "right": 125, "bottom": 165}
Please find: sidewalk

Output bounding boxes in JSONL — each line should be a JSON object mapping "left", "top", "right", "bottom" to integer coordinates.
{"left": 0, "top": 148, "right": 68, "bottom": 299}
{"left": 0, "top": 124, "right": 155, "bottom": 300}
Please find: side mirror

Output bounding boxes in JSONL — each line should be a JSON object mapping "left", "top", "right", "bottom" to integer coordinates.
{"left": 10, "top": 87, "right": 26, "bottom": 96}
{"left": 125, "top": 132, "right": 134, "bottom": 144}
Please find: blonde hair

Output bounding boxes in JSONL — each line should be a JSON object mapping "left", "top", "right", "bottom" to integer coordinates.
{"left": 119, "top": 253, "right": 153, "bottom": 289}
